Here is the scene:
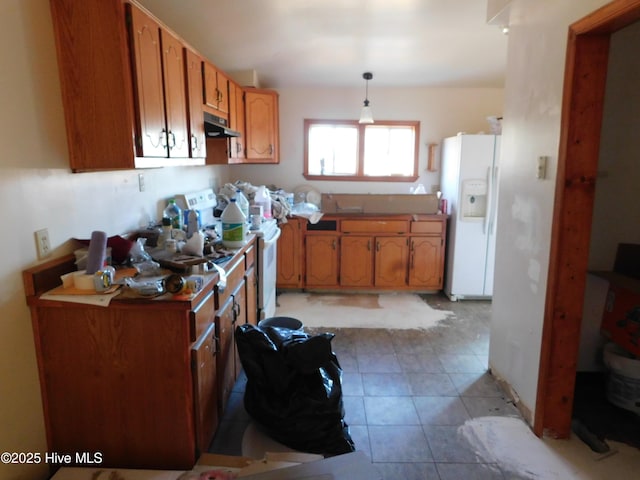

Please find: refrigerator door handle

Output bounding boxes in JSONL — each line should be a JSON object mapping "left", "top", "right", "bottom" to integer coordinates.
{"left": 483, "top": 166, "right": 492, "bottom": 234}
{"left": 489, "top": 166, "right": 499, "bottom": 235}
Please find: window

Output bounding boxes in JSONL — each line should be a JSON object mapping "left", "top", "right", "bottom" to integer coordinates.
{"left": 304, "top": 119, "right": 420, "bottom": 181}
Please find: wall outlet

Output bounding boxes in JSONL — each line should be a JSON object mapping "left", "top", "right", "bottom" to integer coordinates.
{"left": 35, "top": 228, "right": 51, "bottom": 259}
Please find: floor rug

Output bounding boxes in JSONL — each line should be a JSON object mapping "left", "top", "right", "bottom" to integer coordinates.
{"left": 274, "top": 292, "right": 451, "bottom": 329}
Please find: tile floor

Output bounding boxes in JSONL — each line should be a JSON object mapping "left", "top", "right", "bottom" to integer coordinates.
{"left": 209, "top": 293, "right": 527, "bottom": 479}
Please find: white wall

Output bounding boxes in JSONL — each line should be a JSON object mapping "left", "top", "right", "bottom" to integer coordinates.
{"left": 488, "top": 0, "right": 611, "bottom": 421}
{"left": 0, "top": 1, "right": 230, "bottom": 479}
{"left": 231, "top": 87, "right": 504, "bottom": 194}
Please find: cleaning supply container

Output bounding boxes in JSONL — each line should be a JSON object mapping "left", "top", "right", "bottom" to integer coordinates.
{"left": 254, "top": 185, "right": 272, "bottom": 219}
{"left": 603, "top": 342, "right": 640, "bottom": 414}
{"left": 221, "top": 198, "right": 247, "bottom": 248}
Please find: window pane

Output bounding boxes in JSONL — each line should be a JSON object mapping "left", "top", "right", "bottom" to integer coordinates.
{"left": 308, "top": 125, "right": 358, "bottom": 175}
{"left": 363, "top": 125, "right": 415, "bottom": 176}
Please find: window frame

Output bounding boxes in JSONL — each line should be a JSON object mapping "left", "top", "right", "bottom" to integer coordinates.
{"left": 303, "top": 119, "right": 420, "bottom": 182}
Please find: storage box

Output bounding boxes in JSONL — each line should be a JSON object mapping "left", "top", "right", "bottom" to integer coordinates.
{"left": 600, "top": 275, "right": 640, "bottom": 357}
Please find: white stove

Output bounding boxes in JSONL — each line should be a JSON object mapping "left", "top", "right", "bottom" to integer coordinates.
{"left": 175, "top": 188, "right": 281, "bottom": 320}
{"left": 249, "top": 217, "right": 281, "bottom": 319}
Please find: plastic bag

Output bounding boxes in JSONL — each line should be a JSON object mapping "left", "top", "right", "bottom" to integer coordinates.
{"left": 235, "top": 324, "right": 355, "bottom": 456}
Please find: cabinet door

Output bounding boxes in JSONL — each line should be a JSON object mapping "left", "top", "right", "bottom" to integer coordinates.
{"left": 245, "top": 89, "right": 279, "bottom": 163}
{"left": 215, "top": 294, "right": 235, "bottom": 415}
{"left": 277, "top": 219, "right": 302, "bottom": 288}
{"left": 185, "top": 49, "right": 206, "bottom": 158}
{"left": 340, "top": 236, "right": 373, "bottom": 287}
{"left": 228, "top": 81, "right": 245, "bottom": 162}
{"left": 409, "top": 237, "right": 443, "bottom": 288}
{"left": 375, "top": 236, "right": 409, "bottom": 287}
{"left": 129, "top": 4, "right": 166, "bottom": 157}
{"left": 232, "top": 284, "right": 246, "bottom": 381}
{"left": 305, "top": 235, "right": 339, "bottom": 286}
{"left": 245, "top": 265, "right": 258, "bottom": 326}
{"left": 161, "top": 29, "right": 189, "bottom": 157}
{"left": 191, "top": 322, "right": 218, "bottom": 455}
{"left": 203, "top": 62, "right": 220, "bottom": 111}
{"left": 216, "top": 71, "right": 230, "bottom": 115}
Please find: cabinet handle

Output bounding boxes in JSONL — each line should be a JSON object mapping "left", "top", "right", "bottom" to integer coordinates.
{"left": 269, "top": 144, "right": 273, "bottom": 155}
{"left": 160, "top": 128, "right": 168, "bottom": 149}
{"left": 332, "top": 239, "right": 336, "bottom": 250}
{"left": 168, "top": 131, "right": 176, "bottom": 150}
{"left": 191, "top": 134, "right": 198, "bottom": 152}
{"left": 367, "top": 239, "right": 371, "bottom": 251}
{"left": 376, "top": 241, "right": 380, "bottom": 252}
{"left": 236, "top": 142, "right": 242, "bottom": 154}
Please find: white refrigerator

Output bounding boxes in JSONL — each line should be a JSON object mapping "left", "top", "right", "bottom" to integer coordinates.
{"left": 440, "top": 134, "right": 501, "bottom": 300}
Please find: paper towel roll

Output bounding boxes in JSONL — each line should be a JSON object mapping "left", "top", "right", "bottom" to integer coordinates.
{"left": 86, "top": 230, "right": 107, "bottom": 274}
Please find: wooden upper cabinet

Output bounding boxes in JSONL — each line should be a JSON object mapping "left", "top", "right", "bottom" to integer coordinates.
{"left": 160, "top": 28, "right": 190, "bottom": 157}
{"left": 245, "top": 89, "right": 279, "bottom": 163}
{"left": 129, "top": 4, "right": 189, "bottom": 158}
{"left": 129, "top": 6, "right": 166, "bottom": 157}
{"left": 49, "top": 0, "right": 137, "bottom": 171}
{"left": 49, "top": 0, "right": 206, "bottom": 170}
{"left": 184, "top": 48, "right": 207, "bottom": 158}
{"left": 228, "top": 80, "right": 246, "bottom": 162}
{"left": 203, "top": 62, "right": 229, "bottom": 117}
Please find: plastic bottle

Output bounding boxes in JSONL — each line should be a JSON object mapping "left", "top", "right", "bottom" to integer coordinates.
{"left": 235, "top": 188, "right": 250, "bottom": 220}
{"left": 221, "top": 198, "right": 247, "bottom": 248}
{"left": 186, "top": 209, "right": 200, "bottom": 238}
{"left": 163, "top": 199, "right": 183, "bottom": 230}
{"left": 254, "top": 185, "right": 272, "bottom": 219}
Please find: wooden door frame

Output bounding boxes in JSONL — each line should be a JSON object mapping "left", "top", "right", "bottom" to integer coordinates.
{"left": 536, "top": 0, "right": 640, "bottom": 438}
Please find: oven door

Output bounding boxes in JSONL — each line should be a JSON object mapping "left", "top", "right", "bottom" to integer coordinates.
{"left": 258, "top": 227, "right": 282, "bottom": 319}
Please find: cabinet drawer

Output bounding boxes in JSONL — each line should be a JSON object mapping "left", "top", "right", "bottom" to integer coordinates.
{"left": 410, "top": 221, "right": 443, "bottom": 234}
{"left": 190, "top": 291, "right": 215, "bottom": 341}
{"left": 245, "top": 244, "right": 255, "bottom": 270}
{"left": 341, "top": 219, "right": 408, "bottom": 234}
{"left": 215, "top": 256, "right": 245, "bottom": 309}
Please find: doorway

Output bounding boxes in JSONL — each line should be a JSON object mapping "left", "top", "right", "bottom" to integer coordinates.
{"left": 536, "top": 0, "right": 640, "bottom": 438}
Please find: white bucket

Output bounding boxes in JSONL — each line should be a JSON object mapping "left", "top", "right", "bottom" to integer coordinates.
{"left": 603, "top": 342, "right": 640, "bottom": 414}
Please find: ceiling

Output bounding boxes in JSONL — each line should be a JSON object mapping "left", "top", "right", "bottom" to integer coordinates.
{"left": 137, "top": 0, "right": 508, "bottom": 89}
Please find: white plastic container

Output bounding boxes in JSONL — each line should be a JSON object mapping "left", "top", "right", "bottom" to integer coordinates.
{"left": 253, "top": 185, "right": 272, "bottom": 219}
{"left": 221, "top": 198, "right": 247, "bottom": 248}
{"left": 235, "top": 188, "right": 250, "bottom": 220}
{"left": 603, "top": 342, "right": 640, "bottom": 414}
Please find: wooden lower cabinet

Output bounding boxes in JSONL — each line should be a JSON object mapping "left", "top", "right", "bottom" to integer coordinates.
{"left": 191, "top": 320, "right": 218, "bottom": 455}
{"left": 375, "top": 236, "right": 409, "bottom": 287}
{"left": 277, "top": 218, "right": 303, "bottom": 288}
{"left": 340, "top": 236, "right": 373, "bottom": 287}
{"left": 409, "top": 236, "right": 443, "bottom": 288}
{"left": 305, "top": 234, "right": 339, "bottom": 287}
{"left": 29, "top": 302, "right": 200, "bottom": 470}
{"left": 23, "top": 239, "right": 257, "bottom": 471}
{"left": 278, "top": 215, "right": 446, "bottom": 292}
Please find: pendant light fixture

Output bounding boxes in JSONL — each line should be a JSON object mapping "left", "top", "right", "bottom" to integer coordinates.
{"left": 359, "top": 72, "right": 374, "bottom": 124}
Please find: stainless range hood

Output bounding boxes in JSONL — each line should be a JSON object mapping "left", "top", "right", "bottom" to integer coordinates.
{"left": 203, "top": 111, "right": 241, "bottom": 138}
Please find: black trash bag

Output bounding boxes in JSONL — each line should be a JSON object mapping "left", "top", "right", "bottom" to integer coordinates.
{"left": 235, "top": 323, "right": 355, "bottom": 456}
